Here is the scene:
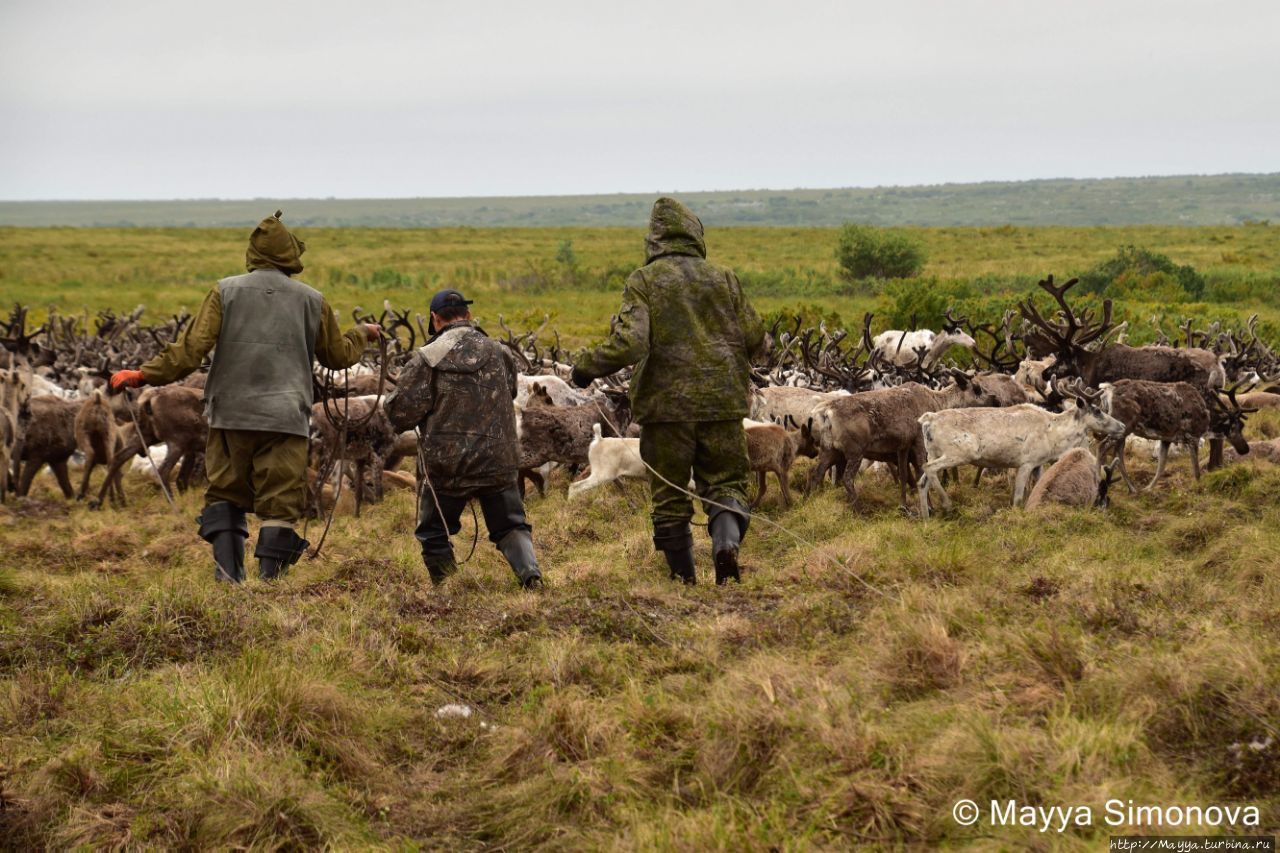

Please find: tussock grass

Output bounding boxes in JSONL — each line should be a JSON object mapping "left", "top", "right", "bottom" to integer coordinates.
{"left": 3, "top": 425, "right": 1278, "bottom": 847}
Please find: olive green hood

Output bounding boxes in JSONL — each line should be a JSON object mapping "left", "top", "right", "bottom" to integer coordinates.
{"left": 644, "top": 197, "right": 706, "bottom": 264}
{"left": 245, "top": 210, "right": 306, "bottom": 275}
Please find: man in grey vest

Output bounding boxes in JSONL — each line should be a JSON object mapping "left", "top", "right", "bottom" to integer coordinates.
{"left": 112, "top": 211, "right": 380, "bottom": 583}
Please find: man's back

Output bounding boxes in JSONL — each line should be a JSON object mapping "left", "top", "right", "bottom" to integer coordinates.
{"left": 389, "top": 322, "right": 520, "bottom": 495}
{"left": 574, "top": 197, "right": 764, "bottom": 423}
{"left": 205, "top": 268, "right": 324, "bottom": 436}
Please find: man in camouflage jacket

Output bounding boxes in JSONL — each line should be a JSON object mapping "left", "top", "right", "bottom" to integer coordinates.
{"left": 385, "top": 289, "right": 542, "bottom": 589}
{"left": 571, "top": 197, "right": 765, "bottom": 585}
{"left": 111, "top": 212, "right": 380, "bottom": 583}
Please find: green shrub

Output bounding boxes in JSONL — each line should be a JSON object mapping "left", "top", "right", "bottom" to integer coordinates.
{"left": 1077, "top": 246, "right": 1205, "bottom": 300}
{"left": 834, "top": 224, "right": 927, "bottom": 280}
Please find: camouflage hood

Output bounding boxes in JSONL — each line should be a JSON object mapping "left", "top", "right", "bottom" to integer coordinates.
{"left": 246, "top": 210, "right": 306, "bottom": 275}
{"left": 644, "top": 197, "right": 706, "bottom": 264}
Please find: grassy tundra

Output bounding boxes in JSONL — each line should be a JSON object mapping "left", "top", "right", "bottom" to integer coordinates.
{"left": 1, "top": 225, "right": 1278, "bottom": 847}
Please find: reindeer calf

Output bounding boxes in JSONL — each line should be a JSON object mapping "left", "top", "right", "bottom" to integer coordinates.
{"left": 518, "top": 388, "right": 631, "bottom": 473}
{"left": 1025, "top": 447, "right": 1116, "bottom": 511}
{"left": 566, "top": 423, "right": 646, "bottom": 499}
{"left": 309, "top": 395, "right": 397, "bottom": 518}
{"left": 74, "top": 390, "right": 127, "bottom": 505}
{"left": 16, "top": 395, "right": 82, "bottom": 498}
{"left": 744, "top": 418, "right": 797, "bottom": 507}
{"left": 93, "top": 385, "right": 209, "bottom": 507}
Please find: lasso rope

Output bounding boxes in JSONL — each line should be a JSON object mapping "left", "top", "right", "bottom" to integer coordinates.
{"left": 307, "top": 334, "right": 390, "bottom": 558}
{"left": 588, "top": 398, "right": 891, "bottom": 600}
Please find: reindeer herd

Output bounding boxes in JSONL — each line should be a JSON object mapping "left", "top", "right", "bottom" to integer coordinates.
{"left": 2, "top": 278, "right": 1279, "bottom": 532}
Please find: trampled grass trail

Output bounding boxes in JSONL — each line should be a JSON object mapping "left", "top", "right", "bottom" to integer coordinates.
{"left": 2, "top": 415, "right": 1278, "bottom": 848}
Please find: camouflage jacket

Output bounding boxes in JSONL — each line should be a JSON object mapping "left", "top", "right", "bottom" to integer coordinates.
{"left": 573, "top": 197, "right": 765, "bottom": 424}
{"left": 385, "top": 321, "right": 520, "bottom": 495}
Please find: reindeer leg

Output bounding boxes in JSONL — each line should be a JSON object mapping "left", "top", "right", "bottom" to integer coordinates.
{"left": 917, "top": 466, "right": 937, "bottom": 518}
{"left": 354, "top": 460, "right": 365, "bottom": 518}
{"left": 1112, "top": 438, "right": 1138, "bottom": 494}
{"left": 110, "top": 463, "right": 126, "bottom": 507}
{"left": 778, "top": 467, "right": 792, "bottom": 507}
{"left": 1188, "top": 440, "right": 1201, "bottom": 480}
{"left": 896, "top": 449, "right": 911, "bottom": 509}
{"left": 751, "top": 470, "right": 767, "bottom": 508}
{"left": 841, "top": 452, "right": 862, "bottom": 504}
{"left": 175, "top": 452, "right": 195, "bottom": 493}
{"left": 972, "top": 466, "right": 984, "bottom": 487}
{"left": 156, "top": 446, "right": 181, "bottom": 493}
{"left": 17, "top": 459, "right": 38, "bottom": 497}
{"left": 76, "top": 450, "right": 96, "bottom": 501}
{"left": 1146, "top": 442, "right": 1170, "bottom": 491}
{"left": 1012, "top": 465, "right": 1033, "bottom": 507}
{"left": 95, "top": 443, "right": 137, "bottom": 509}
{"left": 51, "top": 459, "right": 74, "bottom": 499}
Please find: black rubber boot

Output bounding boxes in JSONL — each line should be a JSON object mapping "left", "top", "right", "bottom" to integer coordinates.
{"left": 708, "top": 499, "right": 750, "bottom": 586}
{"left": 197, "top": 502, "right": 248, "bottom": 584}
{"left": 654, "top": 522, "right": 696, "bottom": 585}
{"left": 254, "top": 526, "right": 309, "bottom": 581}
{"left": 423, "top": 552, "right": 459, "bottom": 586}
{"left": 497, "top": 530, "right": 543, "bottom": 590}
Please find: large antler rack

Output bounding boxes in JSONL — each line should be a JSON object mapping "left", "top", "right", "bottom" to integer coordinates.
{"left": 1018, "top": 275, "right": 1114, "bottom": 356}
{"left": 966, "top": 310, "right": 1022, "bottom": 373}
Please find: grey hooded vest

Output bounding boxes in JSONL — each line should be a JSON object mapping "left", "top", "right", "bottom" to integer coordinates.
{"left": 205, "top": 268, "right": 324, "bottom": 436}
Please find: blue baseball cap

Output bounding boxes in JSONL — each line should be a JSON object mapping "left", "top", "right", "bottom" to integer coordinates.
{"left": 429, "top": 288, "right": 473, "bottom": 314}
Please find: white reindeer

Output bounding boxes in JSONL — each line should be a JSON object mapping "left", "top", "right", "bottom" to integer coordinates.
{"left": 566, "top": 424, "right": 646, "bottom": 499}
{"left": 916, "top": 381, "right": 1126, "bottom": 516}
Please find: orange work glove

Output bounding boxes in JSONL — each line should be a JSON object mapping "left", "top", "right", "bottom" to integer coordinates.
{"left": 110, "top": 369, "right": 145, "bottom": 392}
{"left": 363, "top": 324, "right": 383, "bottom": 342}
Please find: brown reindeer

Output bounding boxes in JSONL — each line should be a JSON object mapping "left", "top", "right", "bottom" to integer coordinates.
{"left": 92, "top": 385, "right": 208, "bottom": 507}
{"left": 1099, "top": 380, "right": 1210, "bottom": 492}
{"left": 74, "top": 389, "right": 127, "bottom": 505}
{"left": 803, "top": 373, "right": 999, "bottom": 508}
{"left": 15, "top": 396, "right": 82, "bottom": 498}
{"left": 1020, "top": 276, "right": 1224, "bottom": 393}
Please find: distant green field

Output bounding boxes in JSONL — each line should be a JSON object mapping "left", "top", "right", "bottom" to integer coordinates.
{"left": 3, "top": 223, "right": 1280, "bottom": 849}
{"left": 2, "top": 173, "right": 1279, "bottom": 227}
{"left": 2, "top": 223, "right": 1277, "bottom": 347}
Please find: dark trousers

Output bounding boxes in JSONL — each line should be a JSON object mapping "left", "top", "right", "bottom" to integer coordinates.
{"left": 415, "top": 485, "right": 532, "bottom": 557}
{"left": 639, "top": 420, "right": 751, "bottom": 528}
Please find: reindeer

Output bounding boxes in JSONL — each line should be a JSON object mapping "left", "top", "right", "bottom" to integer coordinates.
{"left": 917, "top": 379, "right": 1126, "bottom": 516}
{"left": 1019, "top": 276, "right": 1224, "bottom": 393}
{"left": 1098, "top": 379, "right": 1212, "bottom": 492}
{"left": 92, "top": 385, "right": 208, "bottom": 507}
{"left": 871, "top": 309, "right": 976, "bottom": 370}
{"left": 0, "top": 369, "right": 32, "bottom": 502}
{"left": 1025, "top": 448, "right": 1119, "bottom": 511}
{"left": 14, "top": 396, "right": 82, "bottom": 498}
{"left": 804, "top": 372, "right": 1000, "bottom": 509}
{"left": 74, "top": 389, "right": 128, "bottom": 505}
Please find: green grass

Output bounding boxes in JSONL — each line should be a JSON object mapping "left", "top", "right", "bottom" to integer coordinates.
{"left": 2, "top": 417, "right": 1279, "bottom": 847}
{"left": 1, "top": 226, "right": 1279, "bottom": 846}
{"left": 2, "top": 224, "right": 1278, "bottom": 347}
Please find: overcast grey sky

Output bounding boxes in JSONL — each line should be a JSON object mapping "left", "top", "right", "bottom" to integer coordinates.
{"left": 1, "top": 0, "right": 1276, "bottom": 200}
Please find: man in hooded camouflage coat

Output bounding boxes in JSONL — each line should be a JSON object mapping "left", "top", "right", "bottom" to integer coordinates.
{"left": 112, "top": 211, "right": 380, "bottom": 583}
{"left": 571, "top": 197, "right": 764, "bottom": 585}
{"left": 384, "top": 289, "right": 542, "bottom": 589}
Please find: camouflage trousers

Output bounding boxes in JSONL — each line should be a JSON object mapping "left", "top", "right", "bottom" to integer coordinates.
{"left": 639, "top": 420, "right": 750, "bottom": 528}
{"left": 204, "top": 428, "right": 309, "bottom": 523}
